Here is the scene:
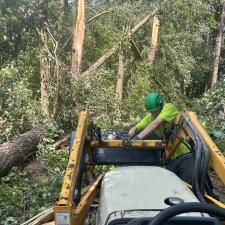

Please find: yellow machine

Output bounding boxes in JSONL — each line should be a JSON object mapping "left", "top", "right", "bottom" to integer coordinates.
{"left": 54, "top": 111, "right": 225, "bottom": 225}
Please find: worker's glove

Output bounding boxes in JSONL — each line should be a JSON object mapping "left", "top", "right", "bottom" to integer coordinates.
{"left": 121, "top": 135, "right": 132, "bottom": 150}
{"left": 132, "top": 135, "right": 141, "bottom": 140}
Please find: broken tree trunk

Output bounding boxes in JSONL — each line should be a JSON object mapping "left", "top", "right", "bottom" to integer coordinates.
{"left": 148, "top": 16, "right": 160, "bottom": 63}
{"left": 71, "top": 0, "right": 85, "bottom": 77}
{"left": 82, "top": 10, "right": 157, "bottom": 78}
{"left": 210, "top": 3, "right": 225, "bottom": 89}
{"left": 116, "top": 50, "right": 126, "bottom": 101}
{"left": 40, "top": 0, "right": 50, "bottom": 118}
{"left": 0, "top": 125, "right": 46, "bottom": 177}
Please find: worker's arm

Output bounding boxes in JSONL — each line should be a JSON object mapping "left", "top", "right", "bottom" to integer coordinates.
{"left": 128, "top": 114, "right": 152, "bottom": 137}
{"left": 128, "top": 126, "right": 137, "bottom": 137}
{"left": 137, "top": 117, "right": 165, "bottom": 139}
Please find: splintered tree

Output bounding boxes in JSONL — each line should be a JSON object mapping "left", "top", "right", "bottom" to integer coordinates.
{"left": 82, "top": 10, "right": 157, "bottom": 78}
{"left": 116, "top": 49, "right": 126, "bottom": 101}
{"left": 39, "top": 0, "right": 50, "bottom": 118}
{"left": 71, "top": 0, "right": 85, "bottom": 77}
{"left": 148, "top": 16, "right": 160, "bottom": 63}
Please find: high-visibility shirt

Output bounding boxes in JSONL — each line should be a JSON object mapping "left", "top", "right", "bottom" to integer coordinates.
{"left": 136, "top": 103, "right": 190, "bottom": 159}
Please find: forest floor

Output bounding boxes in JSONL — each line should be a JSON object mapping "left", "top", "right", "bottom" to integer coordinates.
{"left": 210, "top": 172, "right": 225, "bottom": 203}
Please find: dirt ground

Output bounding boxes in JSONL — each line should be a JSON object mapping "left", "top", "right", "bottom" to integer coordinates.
{"left": 210, "top": 172, "right": 225, "bottom": 203}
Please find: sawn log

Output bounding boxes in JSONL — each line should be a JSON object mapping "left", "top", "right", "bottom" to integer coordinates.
{"left": 0, "top": 125, "right": 46, "bottom": 177}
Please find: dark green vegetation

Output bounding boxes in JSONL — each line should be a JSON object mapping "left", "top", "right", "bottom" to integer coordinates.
{"left": 0, "top": 0, "right": 225, "bottom": 224}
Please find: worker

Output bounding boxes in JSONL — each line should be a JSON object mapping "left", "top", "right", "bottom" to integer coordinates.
{"left": 128, "top": 92, "right": 194, "bottom": 183}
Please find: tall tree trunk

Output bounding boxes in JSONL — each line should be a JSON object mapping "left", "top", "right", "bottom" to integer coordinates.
{"left": 52, "top": 55, "right": 61, "bottom": 119}
{"left": 116, "top": 50, "right": 125, "bottom": 101}
{"left": 148, "top": 16, "right": 160, "bottom": 63}
{"left": 71, "top": 0, "right": 85, "bottom": 77}
{"left": 40, "top": 0, "right": 50, "bottom": 118}
{"left": 210, "top": 3, "right": 225, "bottom": 89}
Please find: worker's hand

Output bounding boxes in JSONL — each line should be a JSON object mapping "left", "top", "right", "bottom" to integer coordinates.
{"left": 132, "top": 135, "right": 141, "bottom": 140}
{"left": 128, "top": 126, "right": 137, "bottom": 137}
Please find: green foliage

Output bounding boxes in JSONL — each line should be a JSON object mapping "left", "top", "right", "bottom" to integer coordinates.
{"left": 195, "top": 81, "right": 225, "bottom": 153}
{"left": 0, "top": 0, "right": 225, "bottom": 223}
{"left": 0, "top": 125, "right": 68, "bottom": 224}
{"left": 157, "top": 0, "right": 217, "bottom": 96}
{"left": 0, "top": 63, "right": 41, "bottom": 143}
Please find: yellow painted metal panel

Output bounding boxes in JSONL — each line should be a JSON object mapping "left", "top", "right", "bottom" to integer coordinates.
{"left": 186, "top": 112, "right": 225, "bottom": 185}
{"left": 91, "top": 140, "right": 165, "bottom": 149}
{"left": 57, "top": 111, "right": 89, "bottom": 206}
{"left": 72, "top": 175, "right": 103, "bottom": 225}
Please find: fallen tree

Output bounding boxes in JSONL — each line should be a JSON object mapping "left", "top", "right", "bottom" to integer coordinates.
{"left": 0, "top": 125, "right": 46, "bottom": 177}
{"left": 81, "top": 9, "right": 157, "bottom": 78}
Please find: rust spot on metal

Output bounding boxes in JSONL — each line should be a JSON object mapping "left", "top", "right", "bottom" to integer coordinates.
{"left": 68, "top": 163, "right": 75, "bottom": 169}
{"left": 59, "top": 196, "right": 68, "bottom": 200}
{"left": 141, "top": 141, "right": 148, "bottom": 147}
{"left": 155, "top": 141, "right": 163, "bottom": 147}
{"left": 67, "top": 173, "right": 72, "bottom": 180}
{"left": 65, "top": 183, "right": 70, "bottom": 189}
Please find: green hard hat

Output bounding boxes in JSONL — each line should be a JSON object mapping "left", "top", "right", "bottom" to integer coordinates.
{"left": 144, "top": 92, "right": 164, "bottom": 112}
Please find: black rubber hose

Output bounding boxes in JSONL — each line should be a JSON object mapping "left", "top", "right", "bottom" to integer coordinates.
{"left": 149, "top": 202, "right": 225, "bottom": 225}
{"left": 200, "top": 143, "right": 209, "bottom": 195}
{"left": 183, "top": 116, "right": 205, "bottom": 202}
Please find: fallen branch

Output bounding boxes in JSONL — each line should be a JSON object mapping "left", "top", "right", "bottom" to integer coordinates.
{"left": 88, "top": 10, "right": 112, "bottom": 23}
{"left": 129, "top": 9, "right": 157, "bottom": 37}
{"left": 82, "top": 45, "right": 118, "bottom": 78}
{"left": 53, "top": 136, "right": 68, "bottom": 150}
{"left": 81, "top": 10, "right": 157, "bottom": 78}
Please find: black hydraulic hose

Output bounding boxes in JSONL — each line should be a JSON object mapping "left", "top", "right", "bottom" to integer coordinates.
{"left": 205, "top": 174, "right": 220, "bottom": 200}
{"left": 183, "top": 115, "right": 205, "bottom": 202}
{"left": 149, "top": 202, "right": 225, "bottom": 225}
{"left": 200, "top": 143, "right": 209, "bottom": 195}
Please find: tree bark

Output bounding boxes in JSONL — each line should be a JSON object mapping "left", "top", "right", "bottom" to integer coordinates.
{"left": 52, "top": 55, "right": 61, "bottom": 119}
{"left": 40, "top": 0, "right": 50, "bottom": 118}
{"left": 0, "top": 125, "right": 46, "bottom": 177}
{"left": 128, "top": 10, "right": 157, "bottom": 37}
{"left": 81, "top": 10, "right": 156, "bottom": 78}
{"left": 71, "top": 0, "right": 85, "bottom": 77}
{"left": 82, "top": 46, "right": 117, "bottom": 77}
{"left": 88, "top": 10, "right": 112, "bottom": 23}
{"left": 210, "top": 3, "right": 225, "bottom": 89}
{"left": 60, "top": 0, "right": 68, "bottom": 13}
{"left": 116, "top": 50, "right": 125, "bottom": 101}
{"left": 148, "top": 16, "right": 160, "bottom": 63}
{"left": 130, "top": 38, "right": 142, "bottom": 60}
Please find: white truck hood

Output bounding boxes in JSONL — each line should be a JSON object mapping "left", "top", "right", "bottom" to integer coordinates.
{"left": 97, "top": 166, "right": 201, "bottom": 225}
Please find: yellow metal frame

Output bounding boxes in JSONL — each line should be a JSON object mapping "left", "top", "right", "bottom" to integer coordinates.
{"left": 91, "top": 140, "right": 165, "bottom": 149}
{"left": 55, "top": 111, "right": 225, "bottom": 225}
{"left": 166, "top": 111, "right": 225, "bottom": 185}
{"left": 57, "top": 111, "right": 89, "bottom": 207}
